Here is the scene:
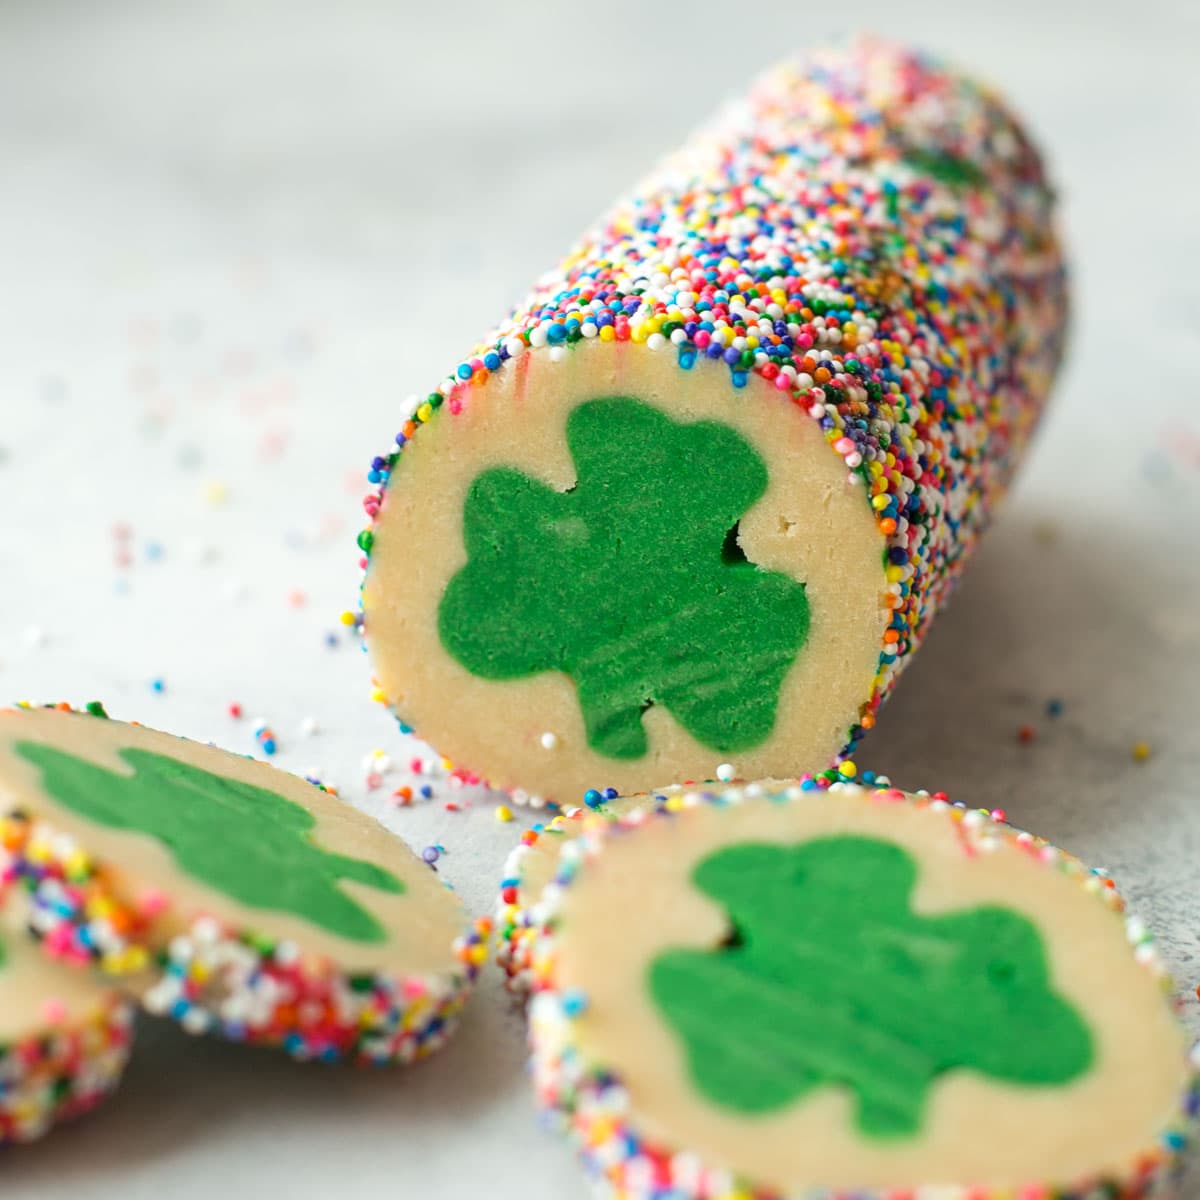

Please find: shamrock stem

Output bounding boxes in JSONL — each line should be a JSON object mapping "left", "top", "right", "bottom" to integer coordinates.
{"left": 575, "top": 683, "right": 649, "bottom": 760}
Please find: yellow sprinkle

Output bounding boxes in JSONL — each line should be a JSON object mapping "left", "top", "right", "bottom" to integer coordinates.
{"left": 496, "top": 805, "right": 514, "bottom": 823}
{"left": 1132, "top": 741, "right": 1151, "bottom": 763}
{"left": 599, "top": 325, "right": 615, "bottom": 343}
{"left": 416, "top": 402, "right": 433, "bottom": 422}
{"left": 838, "top": 760, "right": 857, "bottom": 778}
{"left": 339, "top": 610, "right": 357, "bottom": 626}
{"left": 369, "top": 687, "right": 387, "bottom": 704}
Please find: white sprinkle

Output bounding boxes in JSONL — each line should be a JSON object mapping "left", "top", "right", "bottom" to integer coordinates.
{"left": 715, "top": 762, "right": 736, "bottom": 782}
{"left": 274, "top": 940, "right": 300, "bottom": 966}
{"left": 193, "top": 916, "right": 222, "bottom": 944}
{"left": 540, "top": 732, "right": 558, "bottom": 750}
{"left": 181, "top": 1009, "right": 211, "bottom": 1035}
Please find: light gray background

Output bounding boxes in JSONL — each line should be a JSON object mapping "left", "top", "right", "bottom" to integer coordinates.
{"left": 1, "top": 1, "right": 1198, "bottom": 1195}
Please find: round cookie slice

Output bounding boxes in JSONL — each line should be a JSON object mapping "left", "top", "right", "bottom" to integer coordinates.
{"left": 0, "top": 705, "right": 485, "bottom": 1064}
{"left": 0, "top": 889, "right": 133, "bottom": 1144}
{"left": 497, "top": 787, "right": 659, "bottom": 992}
{"left": 528, "top": 776, "right": 1198, "bottom": 1198}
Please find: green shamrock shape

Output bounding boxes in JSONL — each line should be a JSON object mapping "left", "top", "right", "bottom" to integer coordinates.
{"left": 649, "top": 836, "right": 1092, "bottom": 1138}
{"left": 901, "top": 146, "right": 988, "bottom": 188}
{"left": 15, "top": 741, "right": 405, "bottom": 943}
{"left": 438, "top": 397, "right": 811, "bottom": 759}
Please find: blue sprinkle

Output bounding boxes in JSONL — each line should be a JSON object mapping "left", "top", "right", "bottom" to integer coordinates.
{"left": 561, "top": 989, "right": 588, "bottom": 1018}
{"left": 583, "top": 788, "right": 603, "bottom": 808}
{"left": 456, "top": 363, "right": 473, "bottom": 380}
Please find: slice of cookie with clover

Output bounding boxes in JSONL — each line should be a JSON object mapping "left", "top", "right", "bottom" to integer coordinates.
{"left": 496, "top": 778, "right": 799, "bottom": 993}
{"left": 0, "top": 888, "right": 133, "bottom": 1145}
{"left": 496, "top": 786, "right": 657, "bottom": 992}
{"left": 528, "top": 776, "right": 1198, "bottom": 1199}
{"left": 0, "top": 706, "right": 484, "bottom": 1064}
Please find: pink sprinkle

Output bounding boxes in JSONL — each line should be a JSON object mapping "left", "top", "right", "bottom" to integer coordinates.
{"left": 139, "top": 888, "right": 169, "bottom": 917}
{"left": 41, "top": 998, "right": 68, "bottom": 1025}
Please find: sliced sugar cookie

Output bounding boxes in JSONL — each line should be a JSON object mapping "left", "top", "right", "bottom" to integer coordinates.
{"left": 496, "top": 778, "right": 797, "bottom": 992}
{"left": 0, "top": 706, "right": 485, "bottom": 1064}
{"left": 0, "top": 889, "right": 133, "bottom": 1144}
{"left": 497, "top": 787, "right": 656, "bottom": 991}
{"left": 528, "top": 776, "right": 1197, "bottom": 1198}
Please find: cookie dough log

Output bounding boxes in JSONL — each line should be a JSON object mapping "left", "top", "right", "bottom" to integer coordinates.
{"left": 0, "top": 891, "right": 133, "bottom": 1144}
{"left": 527, "top": 777, "right": 1197, "bottom": 1198}
{"left": 495, "top": 778, "right": 797, "bottom": 992}
{"left": 0, "top": 706, "right": 486, "bottom": 1065}
{"left": 358, "top": 39, "right": 1066, "bottom": 806}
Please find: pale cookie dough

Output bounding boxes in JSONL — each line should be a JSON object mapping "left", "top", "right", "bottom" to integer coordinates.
{"left": 0, "top": 890, "right": 133, "bottom": 1145}
{"left": 528, "top": 777, "right": 1197, "bottom": 1199}
{"left": 0, "top": 705, "right": 484, "bottom": 1064}
{"left": 357, "top": 41, "right": 1066, "bottom": 805}
{"left": 496, "top": 778, "right": 797, "bottom": 992}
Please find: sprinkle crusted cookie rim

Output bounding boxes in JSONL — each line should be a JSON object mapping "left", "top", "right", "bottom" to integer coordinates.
{"left": 0, "top": 704, "right": 485, "bottom": 1065}
{"left": 0, "top": 985, "right": 133, "bottom": 1145}
{"left": 496, "top": 799, "right": 640, "bottom": 992}
{"left": 496, "top": 781, "right": 712, "bottom": 992}
{"left": 352, "top": 40, "right": 1065, "bottom": 800}
{"left": 526, "top": 774, "right": 1200, "bottom": 1200}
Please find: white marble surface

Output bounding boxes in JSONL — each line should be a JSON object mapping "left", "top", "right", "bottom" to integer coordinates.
{"left": 2, "top": 0, "right": 1199, "bottom": 1195}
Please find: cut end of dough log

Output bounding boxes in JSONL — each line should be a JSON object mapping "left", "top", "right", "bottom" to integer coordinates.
{"left": 364, "top": 345, "right": 888, "bottom": 804}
